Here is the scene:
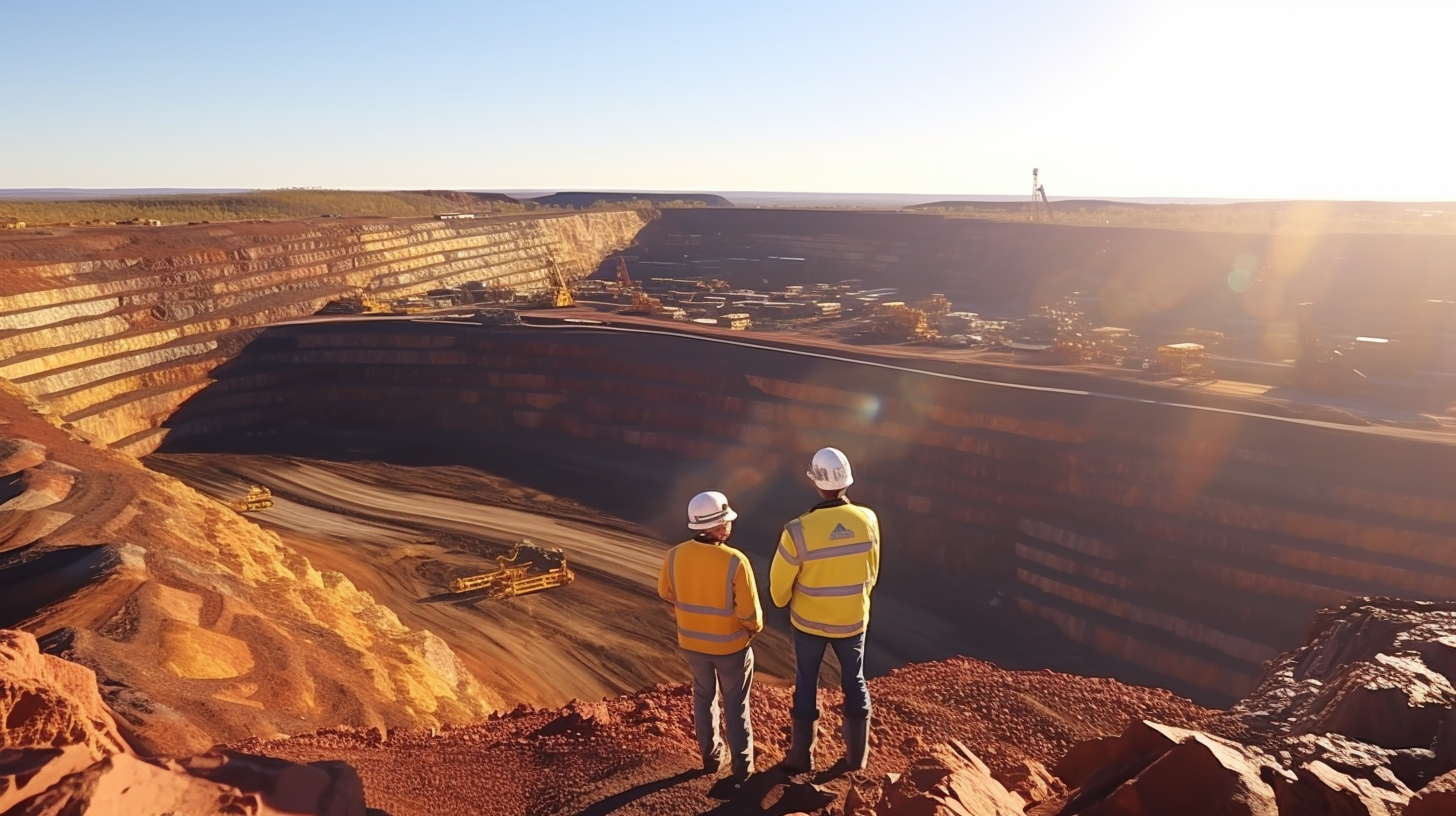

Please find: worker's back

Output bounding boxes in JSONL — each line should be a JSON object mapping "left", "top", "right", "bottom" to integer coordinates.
{"left": 770, "top": 498, "right": 880, "bottom": 637}
{"left": 659, "top": 539, "right": 762, "bottom": 655}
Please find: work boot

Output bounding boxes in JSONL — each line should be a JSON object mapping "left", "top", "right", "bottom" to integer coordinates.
{"left": 783, "top": 718, "right": 817, "bottom": 772}
{"left": 843, "top": 715, "right": 870, "bottom": 771}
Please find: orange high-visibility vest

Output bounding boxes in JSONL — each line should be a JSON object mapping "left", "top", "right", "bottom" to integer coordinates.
{"left": 658, "top": 539, "right": 763, "bottom": 655}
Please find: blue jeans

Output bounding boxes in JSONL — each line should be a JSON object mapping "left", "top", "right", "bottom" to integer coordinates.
{"left": 683, "top": 646, "right": 755, "bottom": 775}
{"left": 791, "top": 628, "right": 869, "bottom": 721}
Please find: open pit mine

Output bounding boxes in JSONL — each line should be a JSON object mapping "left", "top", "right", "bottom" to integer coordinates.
{"left": 5, "top": 206, "right": 1456, "bottom": 815}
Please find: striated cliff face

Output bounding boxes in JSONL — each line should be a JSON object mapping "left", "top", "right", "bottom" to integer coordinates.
{"left": 161, "top": 320, "right": 1456, "bottom": 703}
{"left": 0, "top": 211, "right": 652, "bottom": 456}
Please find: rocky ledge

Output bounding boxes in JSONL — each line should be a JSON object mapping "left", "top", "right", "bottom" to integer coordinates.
{"left": 10, "top": 596, "right": 1456, "bottom": 814}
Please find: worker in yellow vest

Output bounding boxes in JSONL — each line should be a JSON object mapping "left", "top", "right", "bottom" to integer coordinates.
{"left": 771, "top": 447, "right": 880, "bottom": 773}
{"left": 658, "top": 490, "right": 763, "bottom": 779}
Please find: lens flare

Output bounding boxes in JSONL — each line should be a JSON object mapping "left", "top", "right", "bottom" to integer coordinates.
{"left": 1227, "top": 253, "right": 1260, "bottom": 293}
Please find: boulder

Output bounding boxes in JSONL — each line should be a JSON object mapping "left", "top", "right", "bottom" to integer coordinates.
{"left": 0, "top": 746, "right": 100, "bottom": 813}
{"left": 534, "top": 700, "right": 613, "bottom": 737}
{"left": 1272, "top": 733, "right": 1417, "bottom": 794}
{"left": 177, "top": 751, "right": 366, "bottom": 816}
{"left": 993, "top": 758, "right": 1063, "bottom": 805}
{"left": 1272, "top": 760, "right": 1409, "bottom": 816}
{"left": 1056, "top": 720, "right": 1203, "bottom": 808}
{"left": 1406, "top": 769, "right": 1456, "bottom": 816}
{"left": 1078, "top": 731, "right": 1285, "bottom": 816}
{"left": 874, "top": 740, "right": 1024, "bottom": 816}
{"left": 0, "top": 630, "right": 130, "bottom": 761}
{"left": 1301, "top": 653, "right": 1456, "bottom": 749}
{"left": 10, "top": 752, "right": 259, "bottom": 816}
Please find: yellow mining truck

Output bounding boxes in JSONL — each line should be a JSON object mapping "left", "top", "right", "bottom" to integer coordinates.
{"left": 229, "top": 485, "right": 274, "bottom": 512}
{"left": 451, "top": 541, "right": 576, "bottom": 598}
{"left": 1154, "top": 343, "right": 1213, "bottom": 378}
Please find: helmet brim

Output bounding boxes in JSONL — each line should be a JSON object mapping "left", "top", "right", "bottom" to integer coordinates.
{"left": 688, "top": 507, "right": 738, "bottom": 530}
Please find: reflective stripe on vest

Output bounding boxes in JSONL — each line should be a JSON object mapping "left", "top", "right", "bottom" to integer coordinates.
{"left": 794, "top": 581, "right": 865, "bottom": 597}
{"left": 779, "top": 519, "right": 807, "bottom": 565}
{"left": 669, "top": 548, "right": 740, "bottom": 617}
{"left": 800, "top": 540, "right": 873, "bottom": 561}
{"left": 791, "top": 608, "right": 865, "bottom": 636}
{"left": 677, "top": 626, "right": 746, "bottom": 643}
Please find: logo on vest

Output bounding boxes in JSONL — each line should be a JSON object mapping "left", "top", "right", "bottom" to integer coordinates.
{"left": 828, "top": 523, "right": 855, "bottom": 540}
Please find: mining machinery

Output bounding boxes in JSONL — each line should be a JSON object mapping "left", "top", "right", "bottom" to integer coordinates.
{"left": 229, "top": 485, "right": 274, "bottom": 513}
{"left": 535, "top": 260, "right": 575, "bottom": 308}
{"left": 1032, "top": 168, "right": 1054, "bottom": 222}
{"left": 1293, "top": 301, "right": 1367, "bottom": 393}
{"left": 450, "top": 540, "right": 576, "bottom": 598}
{"left": 1153, "top": 343, "right": 1214, "bottom": 378}
{"left": 916, "top": 293, "right": 952, "bottom": 317}
{"left": 869, "top": 302, "right": 937, "bottom": 341}
{"left": 615, "top": 257, "right": 634, "bottom": 291}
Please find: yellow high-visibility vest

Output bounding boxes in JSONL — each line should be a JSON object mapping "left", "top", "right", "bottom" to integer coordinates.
{"left": 770, "top": 499, "right": 880, "bottom": 637}
{"left": 658, "top": 539, "right": 763, "bottom": 655}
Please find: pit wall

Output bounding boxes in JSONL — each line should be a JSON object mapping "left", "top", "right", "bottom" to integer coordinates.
{"left": 0, "top": 211, "right": 652, "bottom": 456}
{"left": 628, "top": 209, "right": 1456, "bottom": 349}
{"left": 162, "top": 321, "right": 1456, "bottom": 702}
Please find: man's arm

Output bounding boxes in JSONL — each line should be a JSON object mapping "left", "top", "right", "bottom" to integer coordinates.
{"left": 866, "top": 511, "right": 881, "bottom": 591}
{"left": 769, "top": 527, "right": 800, "bottom": 609}
{"left": 735, "top": 559, "right": 763, "bottom": 634}
{"left": 657, "top": 550, "right": 675, "bottom": 603}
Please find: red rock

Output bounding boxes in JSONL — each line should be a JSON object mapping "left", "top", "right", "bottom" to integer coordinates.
{"left": 10, "top": 752, "right": 259, "bottom": 816}
{"left": 1406, "top": 769, "right": 1456, "bottom": 816}
{"left": 876, "top": 741, "right": 1024, "bottom": 816}
{"left": 0, "top": 439, "right": 46, "bottom": 477}
{"left": 1055, "top": 719, "right": 1203, "bottom": 805}
{"left": 536, "top": 700, "right": 613, "bottom": 737}
{"left": 177, "top": 751, "right": 365, "bottom": 816}
{"left": 1303, "top": 654, "right": 1456, "bottom": 749}
{"left": 993, "top": 758, "right": 1063, "bottom": 805}
{"left": 1272, "top": 760, "right": 1408, "bottom": 816}
{"left": 844, "top": 782, "right": 873, "bottom": 815}
{"left": 0, "top": 745, "right": 98, "bottom": 813}
{"left": 1081, "top": 732, "right": 1284, "bottom": 816}
{"left": 0, "top": 630, "right": 130, "bottom": 762}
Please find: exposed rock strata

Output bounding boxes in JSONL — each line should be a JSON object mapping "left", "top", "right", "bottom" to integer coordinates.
{"left": 0, "top": 381, "right": 492, "bottom": 754}
{"left": 0, "top": 211, "right": 651, "bottom": 455}
{"left": 164, "top": 320, "right": 1456, "bottom": 702}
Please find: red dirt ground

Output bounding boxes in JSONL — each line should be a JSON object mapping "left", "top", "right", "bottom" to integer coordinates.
{"left": 238, "top": 656, "right": 1226, "bottom": 816}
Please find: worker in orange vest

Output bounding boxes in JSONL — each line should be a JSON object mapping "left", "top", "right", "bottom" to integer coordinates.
{"left": 658, "top": 490, "right": 764, "bottom": 779}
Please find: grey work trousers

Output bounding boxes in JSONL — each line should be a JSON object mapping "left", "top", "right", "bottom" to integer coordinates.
{"left": 683, "top": 645, "right": 755, "bottom": 775}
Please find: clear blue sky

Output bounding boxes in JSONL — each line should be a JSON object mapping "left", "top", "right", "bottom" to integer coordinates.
{"left": 1, "top": 1, "right": 1452, "bottom": 199}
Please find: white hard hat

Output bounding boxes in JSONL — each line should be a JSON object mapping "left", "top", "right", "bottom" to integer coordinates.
{"left": 807, "top": 447, "right": 854, "bottom": 490}
{"left": 687, "top": 490, "right": 738, "bottom": 530}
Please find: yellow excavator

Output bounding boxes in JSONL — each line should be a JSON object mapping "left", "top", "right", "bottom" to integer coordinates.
{"left": 229, "top": 485, "right": 274, "bottom": 512}
{"left": 527, "top": 261, "right": 575, "bottom": 308}
{"left": 451, "top": 540, "right": 576, "bottom": 598}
